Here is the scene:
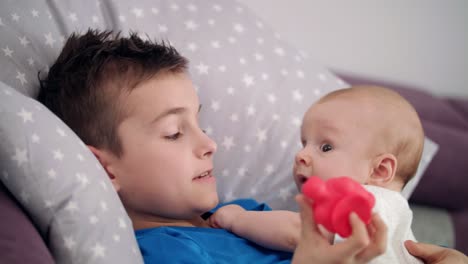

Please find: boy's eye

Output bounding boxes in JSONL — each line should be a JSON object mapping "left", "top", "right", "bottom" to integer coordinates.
{"left": 165, "top": 132, "right": 181, "bottom": 141}
{"left": 320, "top": 143, "right": 333, "bottom": 152}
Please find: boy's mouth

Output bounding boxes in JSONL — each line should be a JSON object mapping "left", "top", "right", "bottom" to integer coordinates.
{"left": 193, "top": 170, "right": 214, "bottom": 181}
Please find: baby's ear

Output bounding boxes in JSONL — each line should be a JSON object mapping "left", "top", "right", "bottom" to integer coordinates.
{"left": 369, "top": 153, "right": 397, "bottom": 187}
{"left": 87, "top": 145, "right": 121, "bottom": 192}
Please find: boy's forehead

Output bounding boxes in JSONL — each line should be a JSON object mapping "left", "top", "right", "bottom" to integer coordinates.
{"left": 124, "top": 73, "right": 199, "bottom": 116}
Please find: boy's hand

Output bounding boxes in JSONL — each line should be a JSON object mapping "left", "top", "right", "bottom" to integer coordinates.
{"left": 292, "top": 194, "right": 387, "bottom": 264}
{"left": 405, "top": 240, "right": 468, "bottom": 264}
{"left": 208, "top": 204, "right": 246, "bottom": 231}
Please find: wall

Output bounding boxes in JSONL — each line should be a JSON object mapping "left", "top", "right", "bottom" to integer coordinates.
{"left": 238, "top": 0, "right": 468, "bottom": 97}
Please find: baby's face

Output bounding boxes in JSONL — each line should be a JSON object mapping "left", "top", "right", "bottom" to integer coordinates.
{"left": 110, "top": 73, "right": 218, "bottom": 225}
{"left": 293, "top": 97, "right": 377, "bottom": 191}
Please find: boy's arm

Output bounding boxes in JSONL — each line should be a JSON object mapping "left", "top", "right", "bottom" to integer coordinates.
{"left": 208, "top": 204, "right": 301, "bottom": 252}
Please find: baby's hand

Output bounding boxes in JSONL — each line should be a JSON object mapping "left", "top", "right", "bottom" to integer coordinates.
{"left": 208, "top": 204, "right": 246, "bottom": 231}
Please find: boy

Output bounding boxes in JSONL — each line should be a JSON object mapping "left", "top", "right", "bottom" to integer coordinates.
{"left": 38, "top": 29, "right": 465, "bottom": 263}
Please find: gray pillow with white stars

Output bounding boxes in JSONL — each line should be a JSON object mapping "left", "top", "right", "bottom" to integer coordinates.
{"left": 0, "top": 0, "right": 438, "bottom": 263}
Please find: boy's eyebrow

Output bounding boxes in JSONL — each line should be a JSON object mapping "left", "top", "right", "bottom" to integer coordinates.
{"left": 151, "top": 104, "right": 202, "bottom": 124}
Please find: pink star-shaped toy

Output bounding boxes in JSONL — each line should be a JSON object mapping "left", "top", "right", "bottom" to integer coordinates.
{"left": 302, "top": 176, "right": 375, "bottom": 238}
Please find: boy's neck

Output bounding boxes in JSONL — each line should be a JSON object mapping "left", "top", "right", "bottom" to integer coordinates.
{"left": 131, "top": 215, "right": 210, "bottom": 230}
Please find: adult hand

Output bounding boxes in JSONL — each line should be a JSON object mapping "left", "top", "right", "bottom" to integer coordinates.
{"left": 405, "top": 240, "right": 468, "bottom": 264}
{"left": 292, "top": 194, "right": 387, "bottom": 264}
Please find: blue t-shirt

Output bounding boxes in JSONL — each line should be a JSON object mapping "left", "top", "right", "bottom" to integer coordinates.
{"left": 135, "top": 199, "right": 293, "bottom": 263}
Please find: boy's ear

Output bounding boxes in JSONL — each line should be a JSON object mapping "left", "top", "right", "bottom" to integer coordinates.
{"left": 368, "top": 153, "right": 397, "bottom": 187}
{"left": 87, "top": 145, "right": 121, "bottom": 192}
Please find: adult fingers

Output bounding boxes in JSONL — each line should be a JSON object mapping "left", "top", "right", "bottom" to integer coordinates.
{"left": 334, "top": 212, "right": 370, "bottom": 257}
{"left": 356, "top": 213, "right": 387, "bottom": 262}
{"left": 295, "top": 194, "right": 318, "bottom": 238}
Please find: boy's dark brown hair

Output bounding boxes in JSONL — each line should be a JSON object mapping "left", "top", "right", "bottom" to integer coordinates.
{"left": 38, "top": 29, "right": 188, "bottom": 157}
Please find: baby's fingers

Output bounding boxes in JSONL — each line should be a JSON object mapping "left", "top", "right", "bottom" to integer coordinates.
{"left": 295, "top": 194, "right": 320, "bottom": 240}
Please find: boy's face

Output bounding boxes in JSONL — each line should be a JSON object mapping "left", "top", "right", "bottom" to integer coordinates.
{"left": 107, "top": 73, "right": 218, "bottom": 226}
{"left": 293, "top": 97, "right": 376, "bottom": 190}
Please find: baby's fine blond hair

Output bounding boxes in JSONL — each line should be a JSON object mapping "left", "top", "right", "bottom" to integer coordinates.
{"left": 318, "top": 85, "right": 424, "bottom": 186}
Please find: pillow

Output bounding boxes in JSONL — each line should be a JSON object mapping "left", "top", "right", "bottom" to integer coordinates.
{"left": 0, "top": 1, "right": 438, "bottom": 262}
{"left": 0, "top": 83, "right": 143, "bottom": 263}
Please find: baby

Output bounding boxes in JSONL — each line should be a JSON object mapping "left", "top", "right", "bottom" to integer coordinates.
{"left": 293, "top": 85, "right": 424, "bottom": 263}
{"left": 212, "top": 85, "right": 424, "bottom": 263}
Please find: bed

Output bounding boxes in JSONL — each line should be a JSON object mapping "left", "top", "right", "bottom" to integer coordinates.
{"left": 1, "top": 0, "right": 467, "bottom": 263}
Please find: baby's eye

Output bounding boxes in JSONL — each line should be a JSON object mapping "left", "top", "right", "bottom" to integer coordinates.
{"left": 165, "top": 132, "right": 181, "bottom": 141}
{"left": 320, "top": 143, "right": 333, "bottom": 152}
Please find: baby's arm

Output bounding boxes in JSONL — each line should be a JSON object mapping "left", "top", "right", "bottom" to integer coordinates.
{"left": 208, "top": 204, "right": 301, "bottom": 252}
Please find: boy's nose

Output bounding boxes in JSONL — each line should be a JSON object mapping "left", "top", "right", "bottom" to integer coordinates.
{"left": 198, "top": 131, "right": 217, "bottom": 158}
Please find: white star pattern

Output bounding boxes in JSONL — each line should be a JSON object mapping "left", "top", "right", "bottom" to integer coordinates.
{"left": 118, "top": 217, "right": 127, "bottom": 229}
{"left": 19, "top": 36, "right": 30, "bottom": 47}
{"left": 196, "top": 62, "right": 209, "bottom": 74}
{"left": 265, "top": 164, "right": 274, "bottom": 175}
{"left": 113, "top": 234, "right": 121, "bottom": 242}
{"left": 11, "top": 13, "right": 20, "bottom": 22}
{"left": 132, "top": 8, "right": 144, "bottom": 18}
{"left": 89, "top": 215, "right": 99, "bottom": 224}
{"left": 213, "top": 4, "right": 223, "bottom": 12}
{"left": 45, "top": 168, "right": 57, "bottom": 179}
{"left": 281, "top": 141, "right": 288, "bottom": 149}
{"left": 279, "top": 187, "right": 293, "bottom": 201}
{"left": 45, "top": 200, "right": 53, "bottom": 209}
{"left": 170, "top": 3, "right": 180, "bottom": 11}
{"left": 246, "top": 105, "right": 256, "bottom": 116}
{"left": 100, "top": 201, "right": 108, "bottom": 211}
{"left": 211, "top": 41, "right": 221, "bottom": 49}
{"left": 227, "top": 87, "right": 235, "bottom": 95}
{"left": 261, "top": 73, "right": 269, "bottom": 81}
{"left": 53, "top": 149, "right": 64, "bottom": 161}
{"left": 281, "top": 69, "right": 288, "bottom": 76}
{"left": 257, "top": 37, "right": 264, "bottom": 45}
{"left": 208, "top": 19, "right": 215, "bottom": 26}
{"left": 239, "top": 57, "right": 247, "bottom": 65}
{"left": 230, "top": 113, "right": 238, "bottom": 122}
{"left": 244, "top": 145, "right": 251, "bottom": 153}
{"left": 27, "top": 57, "right": 35, "bottom": 66}
{"left": 222, "top": 169, "right": 229, "bottom": 177}
{"left": 318, "top": 73, "right": 327, "bottom": 82}
{"left": 242, "top": 74, "right": 254, "bottom": 87}
{"left": 293, "top": 90, "right": 303, "bottom": 102}
{"left": 92, "top": 15, "right": 99, "bottom": 23}
{"left": 218, "top": 65, "right": 226, "bottom": 72}
{"left": 17, "top": 108, "right": 33, "bottom": 123}
{"left": 292, "top": 117, "right": 302, "bottom": 127}
{"left": 237, "top": 167, "right": 247, "bottom": 177}
{"left": 187, "top": 4, "right": 198, "bottom": 12}
{"left": 224, "top": 191, "right": 234, "bottom": 201}
{"left": 92, "top": 243, "right": 106, "bottom": 258}
{"left": 31, "top": 133, "right": 40, "bottom": 143}
{"left": 204, "top": 126, "right": 213, "bottom": 135}
{"left": 187, "top": 42, "right": 198, "bottom": 52}
{"left": 31, "top": 9, "right": 39, "bottom": 17}
{"left": 12, "top": 148, "right": 28, "bottom": 166}
{"left": 267, "top": 93, "right": 277, "bottom": 103}
{"left": 0, "top": 17, "right": 4, "bottom": 26}
{"left": 254, "top": 53, "right": 264, "bottom": 61}
{"left": 185, "top": 20, "right": 198, "bottom": 30}
{"left": 274, "top": 47, "right": 285, "bottom": 56}
{"left": 233, "top": 23, "right": 244, "bottom": 33}
{"left": 64, "top": 236, "right": 76, "bottom": 250}
{"left": 296, "top": 70, "right": 305, "bottom": 78}
{"left": 44, "top": 32, "right": 56, "bottom": 47}
{"left": 151, "top": 7, "right": 159, "bottom": 15}
{"left": 118, "top": 15, "right": 126, "bottom": 22}
{"left": 256, "top": 129, "right": 267, "bottom": 143}
{"left": 158, "top": 24, "right": 168, "bottom": 33}
{"left": 76, "top": 173, "right": 90, "bottom": 187}
{"left": 3, "top": 46, "right": 13, "bottom": 57}
{"left": 65, "top": 201, "right": 79, "bottom": 213}
{"left": 16, "top": 71, "right": 28, "bottom": 85}
{"left": 77, "top": 154, "right": 84, "bottom": 161}
{"left": 210, "top": 100, "right": 220, "bottom": 112}
{"left": 68, "top": 13, "right": 78, "bottom": 22}
{"left": 56, "top": 127, "right": 66, "bottom": 137}
{"left": 222, "top": 136, "right": 235, "bottom": 150}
